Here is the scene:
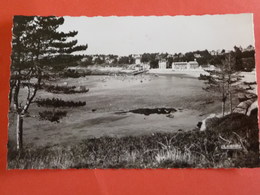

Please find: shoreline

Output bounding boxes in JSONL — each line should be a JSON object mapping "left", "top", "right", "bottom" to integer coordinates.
{"left": 148, "top": 68, "right": 208, "bottom": 78}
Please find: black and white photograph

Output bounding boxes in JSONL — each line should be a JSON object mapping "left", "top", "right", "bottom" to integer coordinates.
{"left": 8, "top": 14, "right": 259, "bottom": 169}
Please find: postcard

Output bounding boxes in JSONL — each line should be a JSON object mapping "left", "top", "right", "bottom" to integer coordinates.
{"left": 8, "top": 14, "right": 259, "bottom": 169}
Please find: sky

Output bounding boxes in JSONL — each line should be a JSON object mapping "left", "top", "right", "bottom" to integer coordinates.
{"left": 58, "top": 14, "right": 255, "bottom": 56}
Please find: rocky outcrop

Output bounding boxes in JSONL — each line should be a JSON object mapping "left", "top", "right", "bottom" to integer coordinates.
{"left": 233, "top": 98, "right": 256, "bottom": 115}
{"left": 234, "top": 92, "right": 257, "bottom": 115}
{"left": 200, "top": 92, "right": 258, "bottom": 131}
{"left": 237, "top": 93, "right": 257, "bottom": 102}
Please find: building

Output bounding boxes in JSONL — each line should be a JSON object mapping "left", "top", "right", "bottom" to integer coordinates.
{"left": 172, "top": 62, "right": 189, "bottom": 70}
{"left": 172, "top": 60, "right": 199, "bottom": 70}
{"left": 135, "top": 56, "right": 141, "bottom": 64}
{"left": 189, "top": 61, "right": 199, "bottom": 69}
{"left": 158, "top": 59, "right": 167, "bottom": 69}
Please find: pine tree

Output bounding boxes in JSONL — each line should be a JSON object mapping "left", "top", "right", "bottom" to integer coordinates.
{"left": 10, "top": 16, "right": 88, "bottom": 150}
{"left": 202, "top": 53, "right": 242, "bottom": 116}
{"left": 224, "top": 53, "right": 242, "bottom": 113}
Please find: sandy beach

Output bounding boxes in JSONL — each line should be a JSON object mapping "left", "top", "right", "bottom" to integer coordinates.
{"left": 148, "top": 68, "right": 208, "bottom": 78}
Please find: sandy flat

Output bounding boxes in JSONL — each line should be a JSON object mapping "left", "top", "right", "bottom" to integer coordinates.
{"left": 8, "top": 70, "right": 257, "bottom": 147}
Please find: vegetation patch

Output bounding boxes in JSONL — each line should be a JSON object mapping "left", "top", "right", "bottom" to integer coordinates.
{"left": 39, "top": 110, "right": 67, "bottom": 123}
{"left": 8, "top": 113, "right": 259, "bottom": 169}
{"left": 129, "top": 108, "right": 177, "bottom": 116}
{"left": 36, "top": 98, "right": 86, "bottom": 107}
{"left": 60, "top": 69, "right": 113, "bottom": 78}
{"left": 43, "top": 84, "right": 89, "bottom": 94}
{"left": 60, "top": 69, "right": 92, "bottom": 78}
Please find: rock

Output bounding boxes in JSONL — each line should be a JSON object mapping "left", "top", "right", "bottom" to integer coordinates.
{"left": 238, "top": 93, "right": 247, "bottom": 102}
{"left": 200, "top": 114, "right": 217, "bottom": 131}
{"left": 233, "top": 98, "right": 256, "bottom": 114}
{"left": 238, "top": 93, "right": 257, "bottom": 102}
{"left": 166, "top": 113, "right": 174, "bottom": 118}
{"left": 246, "top": 100, "right": 258, "bottom": 117}
{"left": 246, "top": 93, "right": 257, "bottom": 99}
{"left": 197, "top": 122, "right": 202, "bottom": 128}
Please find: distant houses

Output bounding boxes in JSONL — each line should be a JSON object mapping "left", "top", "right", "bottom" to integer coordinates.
{"left": 135, "top": 54, "right": 201, "bottom": 70}
{"left": 76, "top": 45, "right": 255, "bottom": 72}
{"left": 79, "top": 54, "right": 204, "bottom": 71}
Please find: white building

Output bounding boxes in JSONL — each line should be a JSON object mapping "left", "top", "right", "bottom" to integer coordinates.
{"left": 158, "top": 59, "right": 167, "bottom": 69}
{"left": 172, "top": 62, "right": 189, "bottom": 70}
{"left": 172, "top": 60, "right": 199, "bottom": 70}
{"left": 135, "top": 57, "right": 141, "bottom": 64}
{"left": 189, "top": 61, "right": 199, "bottom": 69}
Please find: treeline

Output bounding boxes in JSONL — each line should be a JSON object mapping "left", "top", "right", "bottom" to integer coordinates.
{"left": 54, "top": 45, "right": 255, "bottom": 72}
{"left": 80, "top": 54, "right": 135, "bottom": 66}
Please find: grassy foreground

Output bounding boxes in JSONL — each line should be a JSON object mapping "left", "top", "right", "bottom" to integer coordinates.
{"left": 8, "top": 113, "right": 259, "bottom": 169}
